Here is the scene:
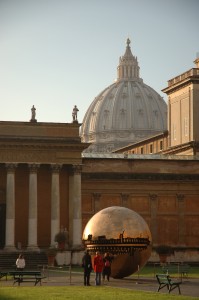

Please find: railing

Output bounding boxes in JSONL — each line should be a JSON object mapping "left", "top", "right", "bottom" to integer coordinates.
{"left": 168, "top": 68, "right": 199, "bottom": 86}
{"left": 83, "top": 236, "right": 150, "bottom": 255}
{"left": 82, "top": 152, "right": 199, "bottom": 160}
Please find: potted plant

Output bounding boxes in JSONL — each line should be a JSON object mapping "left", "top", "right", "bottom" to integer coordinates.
{"left": 155, "top": 245, "right": 172, "bottom": 264}
{"left": 54, "top": 231, "right": 68, "bottom": 250}
{"left": 46, "top": 247, "right": 57, "bottom": 266}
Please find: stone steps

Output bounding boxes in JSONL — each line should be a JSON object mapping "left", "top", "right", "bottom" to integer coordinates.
{"left": 0, "top": 251, "right": 48, "bottom": 270}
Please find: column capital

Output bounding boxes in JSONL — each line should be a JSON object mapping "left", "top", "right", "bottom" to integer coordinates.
{"left": 72, "top": 164, "right": 82, "bottom": 175}
{"left": 51, "top": 163, "right": 62, "bottom": 173}
{"left": 28, "top": 163, "right": 40, "bottom": 173}
{"left": 5, "top": 163, "right": 17, "bottom": 172}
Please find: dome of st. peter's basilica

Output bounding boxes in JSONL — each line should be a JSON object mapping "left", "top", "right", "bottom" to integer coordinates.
{"left": 80, "top": 39, "right": 167, "bottom": 153}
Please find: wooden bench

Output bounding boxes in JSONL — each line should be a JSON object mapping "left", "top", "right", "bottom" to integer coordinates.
{"left": 156, "top": 274, "right": 182, "bottom": 294}
{"left": 162, "top": 264, "right": 190, "bottom": 279}
{"left": 9, "top": 270, "right": 46, "bottom": 286}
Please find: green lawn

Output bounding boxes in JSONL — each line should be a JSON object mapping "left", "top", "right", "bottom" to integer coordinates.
{"left": 0, "top": 264, "right": 198, "bottom": 300}
{"left": 131, "top": 264, "right": 199, "bottom": 278}
{"left": 0, "top": 286, "right": 198, "bottom": 300}
{"left": 72, "top": 264, "right": 199, "bottom": 278}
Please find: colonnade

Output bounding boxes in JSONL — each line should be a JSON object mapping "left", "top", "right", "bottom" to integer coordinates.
{"left": 4, "top": 163, "right": 82, "bottom": 251}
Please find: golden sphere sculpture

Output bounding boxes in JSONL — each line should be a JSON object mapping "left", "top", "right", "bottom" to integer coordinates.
{"left": 82, "top": 206, "right": 152, "bottom": 278}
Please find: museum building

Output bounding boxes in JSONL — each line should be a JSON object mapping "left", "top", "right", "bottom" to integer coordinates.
{"left": 0, "top": 40, "right": 199, "bottom": 262}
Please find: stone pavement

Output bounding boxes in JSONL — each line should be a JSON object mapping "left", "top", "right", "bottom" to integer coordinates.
{"left": 1, "top": 270, "right": 199, "bottom": 298}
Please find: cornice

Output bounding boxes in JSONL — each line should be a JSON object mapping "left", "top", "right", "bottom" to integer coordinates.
{"left": 162, "top": 141, "right": 199, "bottom": 155}
{"left": 82, "top": 172, "right": 199, "bottom": 181}
{"left": 0, "top": 143, "right": 88, "bottom": 150}
{"left": 162, "top": 74, "right": 199, "bottom": 95}
{"left": 0, "top": 139, "right": 90, "bottom": 152}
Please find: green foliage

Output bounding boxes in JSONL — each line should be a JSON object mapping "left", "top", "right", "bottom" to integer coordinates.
{"left": 54, "top": 231, "right": 68, "bottom": 243}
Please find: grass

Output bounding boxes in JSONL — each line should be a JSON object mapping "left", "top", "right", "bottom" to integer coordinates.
{"left": 72, "top": 264, "right": 199, "bottom": 278}
{"left": 131, "top": 264, "right": 199, "bottom": 278}
{"left": 0, "top": 286, "right": 198, "bottom": 300}
{"left": 0, "top": 264, "right": 198, "bottom": 300}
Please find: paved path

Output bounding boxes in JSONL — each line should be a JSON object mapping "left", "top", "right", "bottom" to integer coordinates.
{"left": 45, "top": 271, "right": 199, "bottom": 297}
{"left": 1, "top": 270, "right": 199, "bottom": 298}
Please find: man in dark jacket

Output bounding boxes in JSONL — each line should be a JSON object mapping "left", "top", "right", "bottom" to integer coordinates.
{"left": 82, "top": 250, "right": 92, "bottom": 286}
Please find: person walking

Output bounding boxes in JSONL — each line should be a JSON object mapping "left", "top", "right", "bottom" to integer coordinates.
{"left": 102, "top": 252, "right": 113, "bottom": 282}
{"left": 16, "top": 253, "right": 25, "bottom": 270}
{"left": 93, "top": 251, "right": 104, "bottom": 286}
{"left": 82, "top": 250, "right": 92, "bottom": 286}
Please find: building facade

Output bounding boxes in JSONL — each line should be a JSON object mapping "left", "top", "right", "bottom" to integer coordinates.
{"left": 81, "top": 153, "right": 199, "bottom": 261}
{"left": 0, "top": 49, "right": 199, "bottom": 263}
{"left": 0, "top": 120, "right": 88, "bottom": 251}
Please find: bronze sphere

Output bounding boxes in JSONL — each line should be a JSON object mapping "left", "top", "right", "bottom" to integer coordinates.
{"left": 82, "top": 206, "right": 152, "bottom": 278}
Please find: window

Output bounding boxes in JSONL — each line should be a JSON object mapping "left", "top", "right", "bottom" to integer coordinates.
{"left": 140, "top": 147, "right": 144, "bottom": 154}
{"left": 150, "top": 144, "right": 153, "bottom": 153}
{"left": 160, "top": 140, "right": 163, "bottom": 151}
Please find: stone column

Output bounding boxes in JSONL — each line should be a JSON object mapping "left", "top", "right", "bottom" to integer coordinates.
{"left": 4, "top": 163, "right": 17, "bottom": 250}
{"left": 177, "top": 194, "right": 185, "bottom": 245}
{"left": 68, "top": 174, "right": 74, "bottom": 247}
{"left": 149, "top": 194, "right": 157, "bottom": 244}
{"left": 27, "top": 163, "right": 40, "bottom": 250}
{"left": 72, "top": 164, "right": 82, "bottom": 249}
{"left": 51, "top": 164, "right": 62, "bottom": 246}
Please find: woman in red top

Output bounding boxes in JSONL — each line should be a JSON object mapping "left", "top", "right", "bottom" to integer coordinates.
{"left": 93, "top": 252, "right": 104, "bottom": 285}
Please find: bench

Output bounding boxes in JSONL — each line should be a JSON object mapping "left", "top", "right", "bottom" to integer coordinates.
{"left": 0, "top": 271, "right": 8, "bottom": 280}
{"left": 162, "top": 264, "right": 190, "bottom": 279}
{"left": 9, "top": 270, "right": 46, "bottom": 286}
{"left": 156, "top": 274, "right": 182, "bottom": 294}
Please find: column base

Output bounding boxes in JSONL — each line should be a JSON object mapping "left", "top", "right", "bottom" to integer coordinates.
{"left": 4, "top": 246, "right": 17, "bottom": 252}
{"left": 27, "top": 246, "right": 40, "bottom": 252}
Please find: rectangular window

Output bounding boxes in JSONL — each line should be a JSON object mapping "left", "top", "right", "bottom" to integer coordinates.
{"left": 160, "top": 140, "right": 163, "bottom": 151}
{"left": 141, "top": 147, "right": 144, "bottom": 154}
{"left": 150, "top": 144, "right": 153, "bottom": 153}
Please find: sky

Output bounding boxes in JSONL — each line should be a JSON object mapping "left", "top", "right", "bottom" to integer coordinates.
{"left": 0, "top": 0, "right": 199, "bottom": 124}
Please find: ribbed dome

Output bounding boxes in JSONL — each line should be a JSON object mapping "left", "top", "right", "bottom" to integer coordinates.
{"left": 81, "top": 39, "right": 167, "bottom": 153}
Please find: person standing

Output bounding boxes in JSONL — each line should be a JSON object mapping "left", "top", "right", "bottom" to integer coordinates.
{"left": 102, "top": 252, "right": 113, "bottom": 282}
{"left": 93, "top": 251, "right": 104, "bottom": 286}
{"left": 82, "top": 250, "right": 92, "bottom": 286}
{"left": 16, "top": 254, "right": 25, "bottom": 270}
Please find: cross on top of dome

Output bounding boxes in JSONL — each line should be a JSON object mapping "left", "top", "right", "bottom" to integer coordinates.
{"left": 126, "top": 37, "right": 131, "bottom": 46}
